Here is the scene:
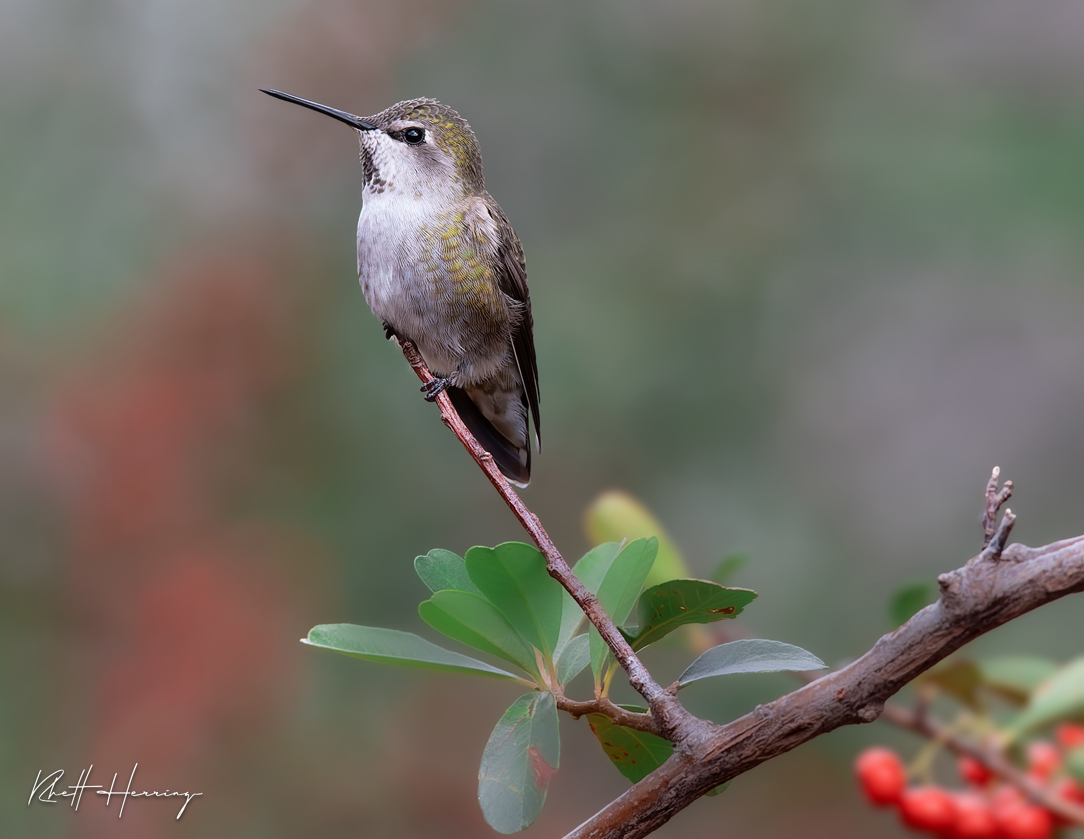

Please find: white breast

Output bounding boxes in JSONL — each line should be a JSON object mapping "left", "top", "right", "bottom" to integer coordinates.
{"left": 357, "top": 193, "right": 421, "bottom": 315}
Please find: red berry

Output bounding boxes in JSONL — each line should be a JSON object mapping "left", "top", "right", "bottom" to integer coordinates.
{"left": 1051, "top": 777, "right": 1084, "bottom": 824}
{"left": 1055, "top": 776, "right": 1084, "bottom": 805}
{"left": 957, "top": 755, "right": 994, "bottom": 787}
{"left": 855, "top": 747, "right": 907, "bottom": 806}
{"left": 1025, "top": 741, "right": 1061, "bottom": 781}
{"left": 990, "top": 785, "right": 1026, "bottom": 820}
{"left": 996, "top": 800, "right": 1054, "bottom": 839}
{"left": 947, "top": 791, "right": 999, "bottom": 839}
{"left": 898, "top": 786, "right": 957, "bottom": 832}
{"left": 1056, "top": 724, "right": 1084, "bottom": 750}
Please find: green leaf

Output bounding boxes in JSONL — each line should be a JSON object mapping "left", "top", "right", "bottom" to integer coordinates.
{"left": 624, "top": 579, "right": 757, "bottom": 651}
{"left": 419, "top": 591, "right": 539, "bottom": 676}
{"left": 554, "top": 542, "right": 622, "bottom": 661}
{"left": 587, "top": 711, "right": 673, "bottom": 784}
{"left": 710, "top": 553, "right": 748, "bottom": 584}
{"left": 918, "top": 660, "right": 984, "bottom": 709}
{"left": 1008, "top": 657, "right": 1084, "bottom": 741}
{"left": 588, "top": 636, "right": 611, "bottom": 690}
{"left": 591, "top": 538, "right": 658, "bottom": 682}
{"left": 466, "top": 543, "right": 564, "bottom": 660}
{"left": 678, "top": 639, "right": 827, "bottom": 687}
{"left": 584, "top": 492, "right": 688, "bottom": 587}
{"left": 588, "top": 707, "right": 728, "bottom": 796}
{"left": 978, "top": 656, "right": 1060, "bottom": 706}
{"left": 304, "top": 625, "right": 529, "bottom": 684}
{"left": 414, "top": 549, "right": 481, "bottom": 595}
{"left": 889, "top": 580, "right": 934, "bottom": 627}
{"left": 921, "top": 657, "right": 1060, "bottom": 711}
{"left": 1066, "top": 746, "right": 1084, "bottom": 786}
{"left": 598, "top": 537, "right": 659, "bottom": 625}
{"left": 555, "top": 634, "right": 591, "bottom": 686}
{"left": 478, "top": 691, "right": 560, "bottom": 834}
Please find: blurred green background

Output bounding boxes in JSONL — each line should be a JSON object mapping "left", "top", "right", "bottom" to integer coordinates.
{"left": 2, "top": 0, "right": 1083, "bottom": 836}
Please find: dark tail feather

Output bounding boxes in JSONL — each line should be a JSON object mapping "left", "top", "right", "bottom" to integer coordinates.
{"left": 446, "top": 386, "right": 531, "bottom": 487}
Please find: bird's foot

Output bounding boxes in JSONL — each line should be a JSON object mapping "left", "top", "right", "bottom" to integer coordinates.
{"left": 422, "top": 375, "right": 456, "bottom": 402}
{"left": 382, "top": 321, "right": 399, "bottom": 341}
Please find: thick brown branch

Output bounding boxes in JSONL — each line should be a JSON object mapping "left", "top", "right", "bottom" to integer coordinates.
{"left": 881, "top": 702, "right": 1084, "bottom": 825}
{"left": 398, "top": 340, "right": 697, "bottom": 742}
{"left": 564, "top": 534, "right": 1084, "bottom": 838}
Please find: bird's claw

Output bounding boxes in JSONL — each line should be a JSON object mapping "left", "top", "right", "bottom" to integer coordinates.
{"left": 422, "top": 376, "right": 453, "bottom": 402}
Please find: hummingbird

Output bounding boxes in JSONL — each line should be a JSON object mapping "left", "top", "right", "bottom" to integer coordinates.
{"left": 262, "top": 89, "right": 541, "bottom": 486}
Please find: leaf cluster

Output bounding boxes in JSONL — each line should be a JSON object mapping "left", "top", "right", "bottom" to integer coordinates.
{"left": 305, "top": 539, "right": 825, "bottom": 833}
{"left": 920, "top": 654, "right": 1084, "bottom": 746}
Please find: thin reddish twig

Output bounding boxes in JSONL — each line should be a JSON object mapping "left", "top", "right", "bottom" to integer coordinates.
{"left": 555, "top": 695, "right": 661, "bottom": 736}
{"left": 398, "top": 339, "right": 697, "bottom": 742}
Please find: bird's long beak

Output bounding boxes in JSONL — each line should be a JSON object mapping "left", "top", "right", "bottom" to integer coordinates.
{"left": 261, "top": 89, "right": 376, "bottom": 131}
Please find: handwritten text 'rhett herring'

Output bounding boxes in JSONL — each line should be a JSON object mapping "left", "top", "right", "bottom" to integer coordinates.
{"left": 29, "top": 764, "right": 201, "bottom": 819}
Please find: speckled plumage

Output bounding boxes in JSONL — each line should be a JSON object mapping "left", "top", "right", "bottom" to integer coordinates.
{"left": 263, "top": 91, "right": 540, "bottom": 485}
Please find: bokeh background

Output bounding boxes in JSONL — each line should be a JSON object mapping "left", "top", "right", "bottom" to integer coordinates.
{"left": 3, "top": 0, "right": 1083, "bottom": 836}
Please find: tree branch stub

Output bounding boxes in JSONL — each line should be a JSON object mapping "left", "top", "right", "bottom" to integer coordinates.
{"left": 983, "top": 466, "right": 1014, "bottom": 549}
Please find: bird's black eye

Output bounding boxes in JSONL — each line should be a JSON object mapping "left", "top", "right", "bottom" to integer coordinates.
{"left": 403, "top": 127, "right": 425, "bottom": 145}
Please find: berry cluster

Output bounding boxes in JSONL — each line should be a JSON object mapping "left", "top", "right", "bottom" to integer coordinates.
{"left": 855, "top": 725, "right": 1084, "bottom": 838}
